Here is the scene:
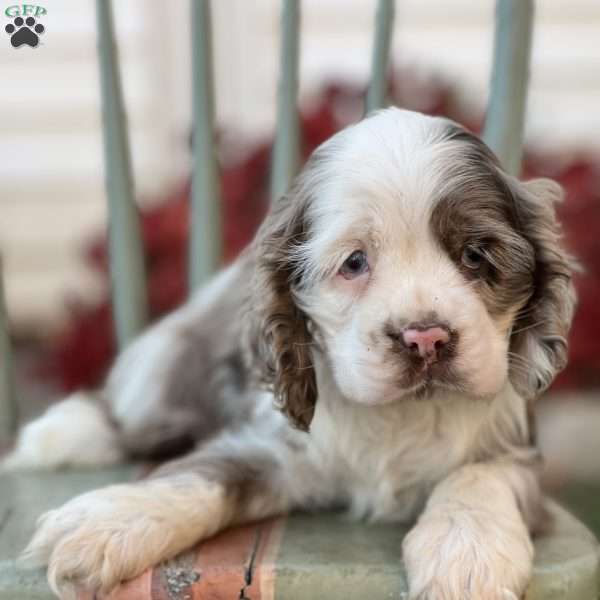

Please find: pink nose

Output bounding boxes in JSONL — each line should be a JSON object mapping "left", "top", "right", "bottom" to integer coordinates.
{"left": 402, "top": 326, "right": 450, "bottom": 361}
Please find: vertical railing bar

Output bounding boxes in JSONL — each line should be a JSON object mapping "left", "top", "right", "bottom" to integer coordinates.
{"left": 0, "top": 258, "right": 17, "bottom": 441}
{"left": 482, "top": 0, "right": 534, "bottom": 176}
{"left": 365, "top": 0, "right": 396, "bottom": 114}
{"left": 189, "top": 0, "right": 222, "bottom": 291}
{"left": 96, "top": 0, "right": 148, "bottom": 348}
{"left": 270, "top": 0, "right": 301, "bottom": 203}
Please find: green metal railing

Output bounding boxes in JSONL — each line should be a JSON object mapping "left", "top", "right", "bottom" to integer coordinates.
{"left": 365, "top": 0, "right": 396, "bottom": 114}
{"left": 483, "top": 0, "right": 534, "bottom": 175}
{"left": 270, "top": 0, "right": 301, "bottom": 203}
{"left": 189, "top": 0, "right": 222, "bottom": 290}
{"left": 0, "top": 0, "right": 534, "bottom": 441}
{"left": 96, "top": 0, "right": 148, "bottom": 348}
{"left": 0, "top": 259, "right": 17, "bottom": 440}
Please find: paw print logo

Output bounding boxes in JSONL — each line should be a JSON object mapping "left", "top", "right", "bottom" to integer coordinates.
{"left": 5, "top": 16, "right": 45, "bottom": 48}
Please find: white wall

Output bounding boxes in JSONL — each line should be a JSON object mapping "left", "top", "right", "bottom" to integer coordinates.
{"left": 1, "top": 0, "right": 599, "bottom": 335}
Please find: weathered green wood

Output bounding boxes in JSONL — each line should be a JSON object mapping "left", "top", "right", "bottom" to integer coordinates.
{"left": 526, "top": 501, "right": 599, "bottom": 600}
{"left": 483, "top": 0, "right": 534, "bottom": 175}
{"left": 270, "top": 503, "right": 599, "bottom": 600}
{"left": 0, "top": 260, "right": 17, "bottom": 441}
{"left": 0, "top": 467, "right": 139, "bottom": 600}
{"left": 96, "top": 0, "right": 148, "bottom": 347}
{"left": 1, "top": 493, "right": 597, "bottom": 599}
{"left": 189, "top": 0, "right": 222, "bottom": 291}
{"left": 274, "top": 512, "right": 408, "bottom": 598}
{"left": 270, "top": 0, "right": 301, "bottom": 203}
{"left": 365, "top": 0, "right": 396, "bottom": 114}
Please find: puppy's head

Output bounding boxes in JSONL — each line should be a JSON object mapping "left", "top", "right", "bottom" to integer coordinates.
{"left": 247, "top": 108, "right": 576, "bottom": 431}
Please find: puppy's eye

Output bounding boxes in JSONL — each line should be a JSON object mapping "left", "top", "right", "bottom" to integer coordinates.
{"left": 339, "top": 250, "right": 369, "bottom": 279}
{"left": 461, "top": 245, "right": 485, "bottom": 270}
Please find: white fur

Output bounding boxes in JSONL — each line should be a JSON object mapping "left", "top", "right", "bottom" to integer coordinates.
{"left": 1, "top": 394, "right": 122, "bottom": 470}
{"left": 308, "top": 359, "right": 497, "bottom": 522}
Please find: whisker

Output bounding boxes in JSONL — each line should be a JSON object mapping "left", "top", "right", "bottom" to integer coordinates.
{"left": 510, "top": 321, "right": 548, "bottom": 336}
{"left": 513, "top": 301, "right": 544, "bottom": 319}
{"left": 507, "top": 354, "right": 536, "bottom": 370}
{"left": 507, "top": 351, "right": 533, "bottom": 361}
{"left": 507, "top": 357, "right": 535, "bottom": 371}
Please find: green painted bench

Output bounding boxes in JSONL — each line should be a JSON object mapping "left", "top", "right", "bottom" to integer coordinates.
{"left": 1, "top": 468, "right": 599, "bottom": 600}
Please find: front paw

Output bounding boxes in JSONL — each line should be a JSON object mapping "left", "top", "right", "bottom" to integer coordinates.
{"left": 402, "top": 507, "right": 533, "bottom": 600}
{"left": 22, "top": 477, "right": 224, "bottom": 599}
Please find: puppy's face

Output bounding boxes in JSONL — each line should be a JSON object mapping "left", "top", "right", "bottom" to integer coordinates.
{"left": 249, "top": 109, "right": 575, "bottom": 429}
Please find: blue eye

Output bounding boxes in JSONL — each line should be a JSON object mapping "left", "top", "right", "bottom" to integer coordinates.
{"left": 462, "top": 245, "right": 485, "bottom": 270}
{"left": 339, "top": 250, "right": 369, "bottom": 279}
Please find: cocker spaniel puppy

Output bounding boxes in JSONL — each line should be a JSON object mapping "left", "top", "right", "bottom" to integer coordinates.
{"left": 5, "top": 108, "right": 576, "bottom": 600}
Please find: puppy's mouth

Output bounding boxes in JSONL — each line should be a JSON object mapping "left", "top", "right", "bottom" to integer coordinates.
{"left": 402, "top": 359, "right": 462, "bottom": 397}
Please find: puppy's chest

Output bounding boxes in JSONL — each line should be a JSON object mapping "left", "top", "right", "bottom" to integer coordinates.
{"left": 312, "top": 399, "right": 487, "bottom": 521}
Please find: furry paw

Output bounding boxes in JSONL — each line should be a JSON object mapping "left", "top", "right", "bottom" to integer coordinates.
{"left": 402, "top": 505, "right": 533, "bottom": 600}
{"left": 22, "top": 476, "right": 225, "bottom": 598}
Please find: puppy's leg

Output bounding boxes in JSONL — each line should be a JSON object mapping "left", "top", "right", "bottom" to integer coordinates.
{"left": 22, "top": 420, "right": 322, "bottom": 599}
{"left": 402, "top": 462, "right": 542, "bottom": 600}
{"left": 1, "top": 392, "right": 123, "bottom": 471}
{"left": 3, "top": 261, "right": 251, "bottom": 470}
{"left": 24, "top": 473, "right": 227, "bottom": 600}
{"left": 1, "top": 302, "right": 198, "bottom": 471}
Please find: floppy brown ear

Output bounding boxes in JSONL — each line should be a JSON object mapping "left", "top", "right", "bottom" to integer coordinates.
{"left": 244, "top": 182, "right": 317, "bottom": 431}
{"left": 508, "top": 177, "right": 577, "bottom": 398}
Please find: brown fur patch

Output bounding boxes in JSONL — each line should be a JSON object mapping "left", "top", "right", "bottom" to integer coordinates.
{"left": 244, "top": 175, "right": 319, "bottom": 432}
{"left": 431, "top": 128, "right": 536, "bottom": 319}
{"left": 433, "top": 126, "right": 576, "bottom": 399}
{"left": 151, "top": 436, "right": 287, "bottom": 523}
{"left": 506, "top": 178, "right": 577, "bottom": 397}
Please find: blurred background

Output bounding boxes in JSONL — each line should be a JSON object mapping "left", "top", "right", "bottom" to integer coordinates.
{"left": 1, "top": 0, "right": 599, "bottom": 529}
